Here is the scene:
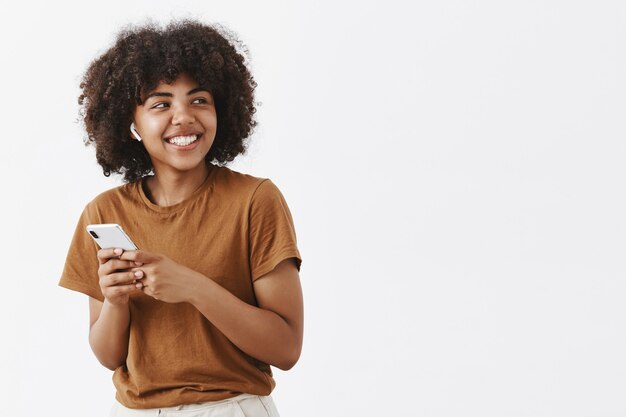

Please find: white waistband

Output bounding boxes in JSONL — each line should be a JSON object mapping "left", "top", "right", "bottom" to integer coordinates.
{"left": 114, "top": 393, "right": 264, "bottom": 415}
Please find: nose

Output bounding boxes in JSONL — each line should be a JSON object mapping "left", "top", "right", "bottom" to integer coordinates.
{"left": 171, "top": 104, "right": 195, "bottom": 125}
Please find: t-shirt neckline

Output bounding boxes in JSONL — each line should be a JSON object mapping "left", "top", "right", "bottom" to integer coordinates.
{"left": 136, "top": 164, "right": 217, "bottom": 214}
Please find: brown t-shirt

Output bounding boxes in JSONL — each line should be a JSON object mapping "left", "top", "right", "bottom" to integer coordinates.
{"left": 59, "top": 164, "right": 302, "bottom": 409}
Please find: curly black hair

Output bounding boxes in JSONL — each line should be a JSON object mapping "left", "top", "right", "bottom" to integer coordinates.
{"left": 78, "top": 19, "right": 257, "bottom": 183}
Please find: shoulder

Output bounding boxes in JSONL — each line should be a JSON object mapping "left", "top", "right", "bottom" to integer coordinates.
{"left": 212, "top": 164, "right": 274, "bottom": 199}
{"left": 82, "top": 181, "right": 139, "bottom": 217}
{"left": 211, "top": 165, "right": 289, "bottom": 212}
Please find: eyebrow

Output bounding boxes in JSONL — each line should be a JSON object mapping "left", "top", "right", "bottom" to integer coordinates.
{"left": 144, "top": 87, "right": 211, "bottom": 101}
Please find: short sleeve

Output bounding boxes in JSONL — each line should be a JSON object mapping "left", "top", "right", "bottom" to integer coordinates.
{"left": 58, "top": 203, "right": 105, "bottom": 301}
{"left": 249, "top": 179, "right": 302, "bottom": 281}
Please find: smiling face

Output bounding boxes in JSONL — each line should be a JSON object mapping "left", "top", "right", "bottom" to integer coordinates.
{"left": 132, "top": 73, "right": 217, "bottom": 177}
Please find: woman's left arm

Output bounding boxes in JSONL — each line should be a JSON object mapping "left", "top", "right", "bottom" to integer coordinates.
{"left": 120, "top": 250, "right": 303, "bottom": 370}
{"left": 190, "top": 257, "right": 304, "bottom": 370}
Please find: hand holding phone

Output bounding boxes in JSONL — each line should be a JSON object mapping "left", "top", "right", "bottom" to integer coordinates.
{"left": 87, "top": 224, "right": 143, "bottom": 305}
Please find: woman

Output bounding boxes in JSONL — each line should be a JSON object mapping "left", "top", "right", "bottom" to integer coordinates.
{"left": 59, "top": 19, "right": 303, "bottom": 417}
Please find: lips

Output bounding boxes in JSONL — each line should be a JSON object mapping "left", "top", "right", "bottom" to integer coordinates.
{"left": 164, "top": 129, "right": 203, "bottom": 140}
{"left": 165, "top": 134, "right": 200, "bottom": 146}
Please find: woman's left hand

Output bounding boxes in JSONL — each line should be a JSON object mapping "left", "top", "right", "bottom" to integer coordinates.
{"left": 119, "top": 250, "right": 201, "bottom": 303}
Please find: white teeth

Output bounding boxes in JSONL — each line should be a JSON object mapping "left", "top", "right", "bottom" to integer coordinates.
{"left": 167, "top": 134, "right": 198, "bottom": 146}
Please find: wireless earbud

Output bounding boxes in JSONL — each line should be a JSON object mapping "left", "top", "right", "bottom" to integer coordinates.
{"left": 130, "top": 122, "right": 142, "bottom": 142}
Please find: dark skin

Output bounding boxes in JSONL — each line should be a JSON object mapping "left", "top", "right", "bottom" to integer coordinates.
{"left": 87, "top": 74, "right": 304, "bottom": 371}
{"left": 78, "top": 20, "right": 256, "bottom": 183}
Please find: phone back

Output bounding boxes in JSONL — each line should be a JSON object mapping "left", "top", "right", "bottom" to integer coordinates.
{"left": 86, "top": 224, "right": 138, "bottom": 251}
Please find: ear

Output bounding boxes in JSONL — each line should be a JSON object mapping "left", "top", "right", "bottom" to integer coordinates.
{"left": 130, "top": 122, "right": 142, "bottom": 142}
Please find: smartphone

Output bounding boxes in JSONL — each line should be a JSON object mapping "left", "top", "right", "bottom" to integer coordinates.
{"left": 86, "top": 224, "right": 138, "bottom": 251}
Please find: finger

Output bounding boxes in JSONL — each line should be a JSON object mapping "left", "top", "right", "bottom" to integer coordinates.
{"left": 108, "top": 283, "right": 143, "bottom": 297}
{"left": 104, "top": 270, "right": 144, "bottom": 287}
{"left": 107, "top": 259, "right": 139, "bottom": 272}
{"left": 99, "top": 259, "right": 136, "bottom": 276}
{"left": 140, "top": 285, "right": 157, "bottom": 299}
{"left": 119, "top": 250, "right": 156, "bottom": 264}
{"left": 97, "top": 248, "right": 124, "bottom": 265}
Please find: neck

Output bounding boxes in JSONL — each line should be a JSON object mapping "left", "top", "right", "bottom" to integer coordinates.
{"left": 144, "top": 163, "right": 211, "bottom": 207}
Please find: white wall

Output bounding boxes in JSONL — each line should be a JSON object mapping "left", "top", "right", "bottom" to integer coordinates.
{"left": 1, "top": 1, "right": 624, "bottom": 416}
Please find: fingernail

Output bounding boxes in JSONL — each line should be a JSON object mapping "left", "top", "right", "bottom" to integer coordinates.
{"left": 135, "top": 262, "right": 143, "bottom": 266}
{"left": 135, "top": 282, "right": 143, "bottom": 289}
{"left": 114, "top": 248, "right": 123, "bottom": 255}
{"left": 134, "top": 271, "right": 143, "bottom": 278}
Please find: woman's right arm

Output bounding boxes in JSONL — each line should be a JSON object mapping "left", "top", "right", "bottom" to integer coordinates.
{"left": 88, "top": 297, "right": 130, "bottom": 370}
{"left": 88, "top": 248, "right": 144, "bottom": 370}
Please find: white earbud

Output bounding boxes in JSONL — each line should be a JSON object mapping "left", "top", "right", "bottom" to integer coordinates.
{"left": 130, "top": 122, "right": 142, "bottom": 142}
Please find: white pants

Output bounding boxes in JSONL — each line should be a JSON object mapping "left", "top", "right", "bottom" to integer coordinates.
{"left": 110, "top": 393, "right": 281, "bottom": 417}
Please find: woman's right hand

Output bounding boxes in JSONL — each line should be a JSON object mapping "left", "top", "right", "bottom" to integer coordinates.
{"left": 97, "top": 248, "right": 144, "bottom": 305}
